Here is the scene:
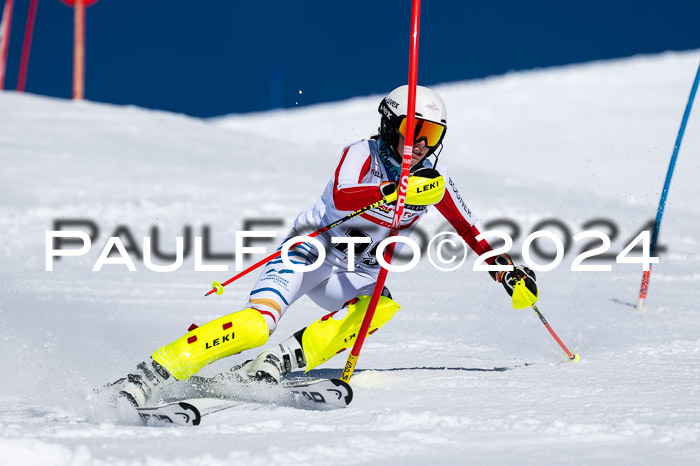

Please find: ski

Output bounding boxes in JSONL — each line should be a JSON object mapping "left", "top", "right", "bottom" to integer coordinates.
{"left": 281, "top": 377, "right": 354, "bottom": 409}
{"left": 137, "top": 401, "right": 201, "bottom": 426}
{"left": 136, "top": 378, "right": 353, "bottom": 426}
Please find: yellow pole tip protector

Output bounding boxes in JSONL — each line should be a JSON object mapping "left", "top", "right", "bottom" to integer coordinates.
{"left": 212, "top": 281, "right": 224, "bottom": 295}
{"left": 571, "top": 353, "right": 581, "bottom": 363}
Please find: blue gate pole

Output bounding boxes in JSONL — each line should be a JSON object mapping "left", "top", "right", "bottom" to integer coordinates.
{"left": 638, "top": 61, "right": 700, "bottom": 312}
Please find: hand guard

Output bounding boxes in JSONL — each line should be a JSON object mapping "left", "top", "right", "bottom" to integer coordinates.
{"left": 488, "top": 253, "right": 538, "bottom": 307}
{"left": 501, "top": 266, "right": 537, "bottom": 299}
{"left": 381, "top": 168, "right": 445, "bottom": 206}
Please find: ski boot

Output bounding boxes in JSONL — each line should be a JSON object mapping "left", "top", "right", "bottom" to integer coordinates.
{"left": 109, "top": 359, "right": 176, "bottom": 407}
{"left": 231, "top": 332, "right": 307, "bottom": 384}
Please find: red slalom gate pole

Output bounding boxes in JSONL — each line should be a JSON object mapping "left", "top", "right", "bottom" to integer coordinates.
{"left": 0, "top": 0, "right": 14, "bottom": 90}
{"left": 16, "top": 0, "right": 37, "bottom": 92}
{"left": 61, "top": 0, "right": 98, "bottom": 98}
{"left": 340, "top": 0, "right": 421, "bottom": 383}
{"left": 73, "top": 0, "right": 85, "bottom": 99}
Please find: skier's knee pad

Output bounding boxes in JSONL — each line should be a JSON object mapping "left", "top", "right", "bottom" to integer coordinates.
{"left": 300, "top": 295, "right": 400, "bottom": 371}
{"left": 152, "top": 308, "right": 269, "bottom": 380}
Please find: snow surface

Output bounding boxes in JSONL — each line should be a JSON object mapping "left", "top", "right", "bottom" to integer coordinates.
{"left": 1, "top": 50, "right": 700, "bottom": 465}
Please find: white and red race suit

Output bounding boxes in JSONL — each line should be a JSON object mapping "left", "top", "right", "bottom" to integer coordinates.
{"left": 246, "top": 139, "right": 494, "bottom": 333}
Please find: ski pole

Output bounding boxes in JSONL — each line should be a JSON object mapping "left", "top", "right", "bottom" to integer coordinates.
{"left": 511, "top": 274, "right": 579, "bottom": 362}
{"left": 531, "top": 303, "right": 579, "bottom": 362}
{"left": 637, "top": 61, "right": 700, "bottom": 312}
{"left": 204, "top": 196, "right": 390, "bottom": 296}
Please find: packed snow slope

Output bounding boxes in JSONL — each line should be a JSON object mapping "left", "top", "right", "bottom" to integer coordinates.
{"left": 1, "top": 50, "right": 700, "bottom": 465}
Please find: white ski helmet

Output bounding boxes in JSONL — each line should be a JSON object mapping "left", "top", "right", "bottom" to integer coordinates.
{"left": 378, "top": 85, "right": 448, "bottom": 163}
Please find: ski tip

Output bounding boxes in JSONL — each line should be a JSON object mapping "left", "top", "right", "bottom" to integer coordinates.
{"left": 330, "top": 378, "right": 353, "bottom": 406}
{"left": 178, "top": 402, "right": 201, "bottom": 426}
{"left": 137, "top": 401, "right": 202, "bottom": 426}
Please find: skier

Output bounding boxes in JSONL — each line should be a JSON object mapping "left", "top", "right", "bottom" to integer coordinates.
{"left": 109, "top": 85, "right": 538, "bottom": 407}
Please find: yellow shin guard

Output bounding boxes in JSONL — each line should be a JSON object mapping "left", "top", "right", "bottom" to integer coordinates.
{"left": 301, "top": 295, "right": 400, "bottom": 371}
{"left": 152, "top": 308, "right": 269, "bottom": 380}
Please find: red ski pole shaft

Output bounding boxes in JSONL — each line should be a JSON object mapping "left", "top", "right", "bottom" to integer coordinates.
{"left": 204, "top": 196, "right": 389, "bottom": 296}
{"left": 531, "top": 303, "right": 576, "bottom": 360}
{"left": 341, "top": 0, "right": 421, "bottom": 383}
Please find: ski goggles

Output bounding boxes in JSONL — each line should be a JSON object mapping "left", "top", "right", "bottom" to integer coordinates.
{"left": 398, "top": 117, "right": 446, "bottom": 148}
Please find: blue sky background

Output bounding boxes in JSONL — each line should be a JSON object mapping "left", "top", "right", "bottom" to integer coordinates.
{"left": 2, "top": 0, "right": 700, "bottom": 117}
